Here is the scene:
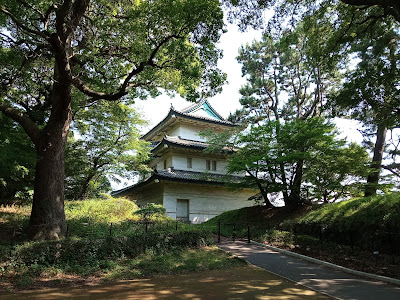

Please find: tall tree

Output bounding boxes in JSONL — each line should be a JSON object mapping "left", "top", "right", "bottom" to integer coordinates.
{"left": 223, "top": 0, "right": 399, "bottom": 30}
{"left": 333, "top": 20, "right": 400, "bottom": 196}
{"left": 65, "top": 101, "right": 149, "bottom": 200}
{"left": 234, "top": 14, "right": 343, "bottom": 123}
{"left": 205, "top": 118, "right": 368, "bottom": 206}
{"left": 0, "top": 0, "right": 225, "bottom": 239}
{"left": 304, "top": 142, "right": 370, "bottom": 202}
{"left": 231, "top": 16, "right": 343, "bottom": 205}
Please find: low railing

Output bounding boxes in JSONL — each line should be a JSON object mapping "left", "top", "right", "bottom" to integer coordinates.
{"left": 213, "top": 221, "right": 400, "bottom": 258}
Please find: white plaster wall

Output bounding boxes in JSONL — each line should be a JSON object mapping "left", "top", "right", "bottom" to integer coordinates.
{"left": 163, "top": 183, "right": 256, "bottom": 223}
{"left": 167, "top": 124, "right": 206, "bottom": 142}
{"left": 155, "top": 155, "right": 172, "bottom": 170}
{"left": 191, "top": 109, "right": 216, "bottom": 120}
{"left": 171, "top": 153, "right": 228, "bottom": 174}
{"left": 168, "top": 126, "right": 181, "bottom": 137}
{"left": 125, "top": 183, "right": 164, "bottom": 208}
{"left": 180, "top": 125, "right": 206, "bottom": 142}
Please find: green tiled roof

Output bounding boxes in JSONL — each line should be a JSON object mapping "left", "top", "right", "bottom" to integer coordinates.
{"left": 111, "top": 168, "right": 246, "bottom": 196}
{"left": 142, "top": 108, "right": 235, "bottom": 141}
{"left": 150, "top": 135, "right": 233, "bottom": 154}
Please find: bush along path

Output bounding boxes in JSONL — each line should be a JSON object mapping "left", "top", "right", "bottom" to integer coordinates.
{"left": 1, "top": 229, "right": 219, "bottom": 289}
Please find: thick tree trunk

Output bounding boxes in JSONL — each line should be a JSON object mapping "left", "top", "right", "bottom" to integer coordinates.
{"left": 274, "top": 121, "right": 289, "bottom": 204}
{"left": 323, "top": 190, "right": 329, "bottom": 203}
{"left": 29, "top": 139, "right": 68, "bottom": 239}
{"left": 3, "top": 1, "right": 88, "bottom": 240}
{"left": 279, "top": 162, "right": 289, "bottom": 203}
{"left": 256, "top": 182, "right": 273, "bottom": 207}
{"left": 286, "top": 160, "right": 304, "bottom": 207}
{"left": 365, "top": 124, "right": 387, "bottom": 197}
{"left": 78, "top": 173, "right": 96, "bottom": 200}
{"left": 29, "top": 62, "right": 72, "bottom": 239}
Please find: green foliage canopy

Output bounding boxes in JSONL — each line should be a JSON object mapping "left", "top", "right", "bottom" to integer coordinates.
{"left": 65, "top": 102, "right": 150, "bottom": 200}
{"left": 205, "top": 118, "right": 369, "bottom": 205}
{"left": 0, "top": 115, "right": 36, "bottom": 202}
{"left": 0, "top": 0, "right": 226, "bottom": 239}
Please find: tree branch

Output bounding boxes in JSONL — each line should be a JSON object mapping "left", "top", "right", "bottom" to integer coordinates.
{"left": 16, "top": 0, "right": 45, "bottom": 20}
{"left": 382, "top": 165, "right": 400, "bottom": 177}
{"left": 0, "top": 103, "right": 41, "bottom": 146}
{"left": 72, "top": 32, "right": 185, "bottom": 101}
{"left": 120, "top": 33, "right": 183, "bottom": 91}
{"left": 65, "top": 0, "right": 90, "bottom": 39}
{"left": 0, "top": 7, "right": 49, "bottom": 38}
{"left": 71, "top": 77, "right": 128, "bottom": 101}
{"left": 340, "top": 0, "right": 400, "bottom": 22}
{"left": 43, "top": 5, "right": 57, "bottom": 31}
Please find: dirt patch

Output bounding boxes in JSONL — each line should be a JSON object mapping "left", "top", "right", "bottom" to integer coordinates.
{"left": 0, "top": 265, "right": 332, "bottom": 299}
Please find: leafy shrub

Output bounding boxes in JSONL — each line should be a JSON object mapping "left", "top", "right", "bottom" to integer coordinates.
{"left": 63, "top": 200, "right": 176, "bottom": 238}
{"left": 263, "top": 230, "right": 294, "bottom": 248}
{"left": 294, "top": 235, "right": 322, "bottom": 248}
{"left": 65, "top": 197, "right": 138, "bottom": 223}
{"left": 133, "top": 203, "right": 167, "bottom": 221}
{"left": 4, "top": 229, "right": 213, "bottom": 276}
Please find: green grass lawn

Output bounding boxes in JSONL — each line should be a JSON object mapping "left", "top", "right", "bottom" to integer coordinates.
{"left": 295, "top": 193, "right": 400, "bottom": 229}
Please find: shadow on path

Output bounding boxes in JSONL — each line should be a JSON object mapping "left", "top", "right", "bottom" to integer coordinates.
{"left": 217, "top": 240, "right": 400, "bottom": 300}
{"left": 0, "top": 266, "right": 331, "bottom": 299}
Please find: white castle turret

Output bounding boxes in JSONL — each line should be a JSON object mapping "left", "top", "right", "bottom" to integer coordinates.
{"left": 112, "top": 99, "right": 256, "bottom": 223}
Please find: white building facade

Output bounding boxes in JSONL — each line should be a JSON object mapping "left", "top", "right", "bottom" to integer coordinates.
{"left": 112, "top": 100, "right": 257, "bottom": 223}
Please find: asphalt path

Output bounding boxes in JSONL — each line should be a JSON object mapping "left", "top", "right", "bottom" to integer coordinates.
{"left": 217, "top": 240, "right": 400, "bottom": 300}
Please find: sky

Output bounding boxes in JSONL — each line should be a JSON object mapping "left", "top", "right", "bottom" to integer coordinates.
{"left": 133, "top": 22, "right": 364, "bottom": 144}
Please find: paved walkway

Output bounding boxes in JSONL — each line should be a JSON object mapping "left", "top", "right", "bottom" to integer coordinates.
{"left": 217, "top": 240, "right": 400, "bottom": 300}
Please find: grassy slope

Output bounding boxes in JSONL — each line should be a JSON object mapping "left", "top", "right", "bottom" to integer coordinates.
{"left": 296, "top": 193, "right": 400, "bottom": 230}
{"left": 204, "top": 193, "right": 400, "bottom": 231}
{"left": 203, "top": 193, "right": 400, "bottom": 279}
{"left": 201, "top": 204, "right": 314, "bottom": 238}
{"left": 65, "top": 198, "right": 139, "bottom": 223}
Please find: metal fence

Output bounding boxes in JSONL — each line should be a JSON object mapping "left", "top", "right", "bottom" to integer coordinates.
{"left": 6, "top": 220, "right": 194, "bottom": 245}
{"left": 214, "top": 221, "right": 400, "bottom": 257}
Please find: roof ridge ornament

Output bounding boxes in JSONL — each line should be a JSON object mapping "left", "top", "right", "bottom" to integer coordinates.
{"left": 181, "top": 99, "right": 224, "bottom": 121}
